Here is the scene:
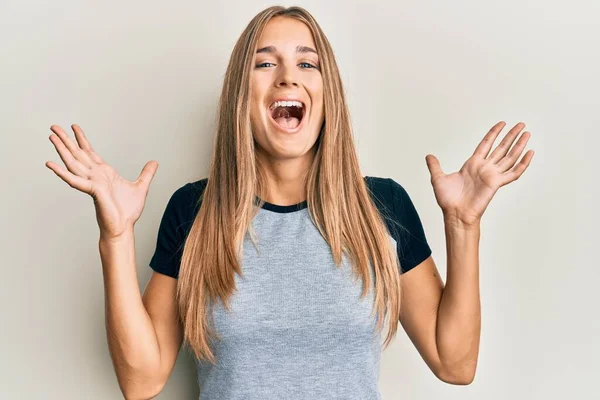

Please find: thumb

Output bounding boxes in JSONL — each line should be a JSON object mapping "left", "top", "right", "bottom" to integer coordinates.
{"left": 425, "top": 154, "right": 444, "bottom": 181}
{"left": 136, "top": 160, "right": 159, "bottom": 189}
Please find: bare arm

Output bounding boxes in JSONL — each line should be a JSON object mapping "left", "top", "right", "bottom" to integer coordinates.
{"left": 141, "top": 269, "right": 184, "bottom": 394}
{"left": 44, "top": 124, "right": 182, "bottom": 399}
{"left": 398, "top": 222, "right": 481, "bottom": 385}
{"left": 402, "top": 121, "right": 532, "bottom": 384}
{"left": 100, "top": 230, "right": 183, "bottom": 399}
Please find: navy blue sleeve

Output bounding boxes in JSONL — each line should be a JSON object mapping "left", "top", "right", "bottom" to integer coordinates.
{"left": 387, "top": 178, "right": 432, "bottom": 274}
{"left": 149, "top": 183, "right": 193, "bottom": 279}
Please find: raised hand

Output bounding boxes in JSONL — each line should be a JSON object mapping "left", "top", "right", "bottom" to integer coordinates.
{"left": 425, "top": 121, "right": 534, "bottom": 226}
{"left": 45, "top": 124, "right": 159, "bottom": 240}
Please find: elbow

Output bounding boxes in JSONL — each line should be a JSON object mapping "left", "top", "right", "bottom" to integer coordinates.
{"left": 435, "top": 364, "right": 477, "bottom": 385}
{"left": 120, "top": 375, "right": 166, "bottom": 400}
{"left": 122, "top": 384, "right": 163, "bottom": 400}
{"left": 441, "top": 373, "right": 476, "bottom": 386}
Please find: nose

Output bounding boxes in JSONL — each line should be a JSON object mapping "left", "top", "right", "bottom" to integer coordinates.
{"left": 275, "top": 64, "right": 299, "bottom": 88}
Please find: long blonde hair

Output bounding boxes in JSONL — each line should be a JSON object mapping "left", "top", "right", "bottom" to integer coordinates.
{"left": 178, "top": 5, "right": 403, "bottom": 364}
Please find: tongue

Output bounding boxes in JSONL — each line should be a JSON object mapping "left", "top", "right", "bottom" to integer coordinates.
{"left": 274, "top": 117, "right": 300, "bottom": 129}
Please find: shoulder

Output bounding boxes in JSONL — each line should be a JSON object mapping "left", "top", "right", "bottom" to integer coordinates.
{"left": 363, "top": 175, "right": 410, "bottom": 220}
{"left": 364, "top": 175, "right": 395, "bottom": 198}
{"left": 170, "top": 177, "right": 208, "bottom": 210}
{"left": 364, "top": 175, "right": 432, "bottom": 273}
{"left": 149, "top": 178, "right": 207, "bottom": 278}
{"left": 187, "top": 177, "right": 209, "bottom": 212}
{"left": 188, "top": 177, "right": 209, "bottom": 195}
{"left": 363, "top": 175, "right": 425, "bottom": 239}
{"left": 160, "top": 177, "right": 208, "bottom": 228}
{"left": 364, "top": 174, "right": 415, "bottom": 202}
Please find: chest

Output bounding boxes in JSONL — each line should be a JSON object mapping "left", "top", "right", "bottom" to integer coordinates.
{"left": 209, "top": 210, "right": 380, "bottom": 349}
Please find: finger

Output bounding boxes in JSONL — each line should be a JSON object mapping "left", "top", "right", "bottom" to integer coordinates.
{"left": 135, "top": 161, "right": 159, "bottom": 189}
{"left": 472, "top": 121, "right": 506, "bottom": 159}
{"left": 50, "top": 125, "right": 94, "bottom": 168}
{"left": 496, "top": 131, "right": 531, "bottom": 173}
{"left": 488, "top": 122, "right": 526, "bottom": 163}
{"left": 49, "top": 133, "right": 91, "bottom": 178}
{"left": 71, "top": 124, "right": 105, "bottom": 164}
{"left": 500, "top": 150, "right": 534, "bottom": 186}
{"left": 45, "top": 161, "right": 93, "bottom": 193}
{"left": 425, "top": 154, "right": 444, "bottom": 181}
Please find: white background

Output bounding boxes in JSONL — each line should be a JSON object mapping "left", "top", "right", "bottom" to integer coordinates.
{"left": 1, "top": 0, "right": 598, "bottom": 398}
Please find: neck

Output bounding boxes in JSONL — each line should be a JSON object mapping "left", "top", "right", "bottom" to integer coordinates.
{"left": 255, "top": 147, "right": 315, "bottom": 206}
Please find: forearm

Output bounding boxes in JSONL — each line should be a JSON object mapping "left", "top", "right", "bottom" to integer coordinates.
{"left": 99, "top": 230, "right": 162, "bottom": 398}
{"left": 435, "top": 217, "right": 481, "bottom": 383}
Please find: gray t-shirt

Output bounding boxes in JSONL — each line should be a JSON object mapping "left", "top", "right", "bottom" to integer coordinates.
{"left": 149, "top": 176, "right": 432, "bottom": 399}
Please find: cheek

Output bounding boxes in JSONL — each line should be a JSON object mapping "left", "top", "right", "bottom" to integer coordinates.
{"left": 249, "top": 95, "right": 264, "bottom": 125}
{"left": 310, "top": 92, "right": 325, "bottom": 123}
{"left": 249, "top": 98, "right": 261, "bottom": 120}
{"left": 307, "top": 79, "right": 324, "bottom": 110}
{"left": 250, "top": 78, "right": 269, "bottom": 119}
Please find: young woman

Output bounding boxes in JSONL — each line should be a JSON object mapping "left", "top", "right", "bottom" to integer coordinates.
{"left": 45, "top": 5, "right": 534, "bottom": 399}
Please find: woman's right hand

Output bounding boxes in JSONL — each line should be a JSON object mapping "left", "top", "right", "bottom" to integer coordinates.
{"left": 45, "top": 124, "right": 159, "bottom": 241}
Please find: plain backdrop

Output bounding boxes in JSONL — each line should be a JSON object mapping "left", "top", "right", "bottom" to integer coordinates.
{"left": 1, "top": 0, "right": 598, "bottom": 399}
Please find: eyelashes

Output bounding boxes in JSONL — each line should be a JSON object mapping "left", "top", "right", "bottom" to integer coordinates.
{"left": 256, "top": 62, "right": 320, "bottom": 70}
{"left": 299, "top": 62, "right": 319, "bottom": 69}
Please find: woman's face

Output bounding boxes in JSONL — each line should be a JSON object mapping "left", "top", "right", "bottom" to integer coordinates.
{"left": 249, "top": 16, "right": 324, "bottom": 164}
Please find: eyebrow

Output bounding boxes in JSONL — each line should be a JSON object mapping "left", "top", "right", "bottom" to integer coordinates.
{"left": 256, "top": 45, "right": 317, "bottom": 54}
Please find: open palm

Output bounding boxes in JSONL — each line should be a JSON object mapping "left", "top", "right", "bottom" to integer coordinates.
{"left": 425, "top": 121, "right": 534, "bottom": 226}
{"left": 45, "top": 124, "right": 159, "bottom": 239}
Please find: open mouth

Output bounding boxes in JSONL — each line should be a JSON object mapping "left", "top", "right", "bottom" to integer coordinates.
{"left": 268, "top": 100, "right": 306, "bottom": 131}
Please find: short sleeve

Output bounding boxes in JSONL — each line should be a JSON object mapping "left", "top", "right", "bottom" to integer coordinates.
{"left": 149, "top": 183, "right": 194, "bottom": 279}
{"left": 387, "top": 178, "right": 433, "bottom": 274}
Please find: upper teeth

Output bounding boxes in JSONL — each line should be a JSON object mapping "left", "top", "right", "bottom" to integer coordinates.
{"left": 270, "top": 100, "right": 303, "bottom": 110}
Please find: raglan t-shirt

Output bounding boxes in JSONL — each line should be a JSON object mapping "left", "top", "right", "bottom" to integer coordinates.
{"left": 149, "top": 176, "right": 432, "bottom": 400}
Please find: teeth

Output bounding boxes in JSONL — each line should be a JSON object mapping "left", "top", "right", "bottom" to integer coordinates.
{"left": 269, "top": 100, "right": 303, "bottom": 110}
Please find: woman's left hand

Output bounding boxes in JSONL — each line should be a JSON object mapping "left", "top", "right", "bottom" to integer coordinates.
{"left": 425, "top": 121, "right": 534, "bottom": 227}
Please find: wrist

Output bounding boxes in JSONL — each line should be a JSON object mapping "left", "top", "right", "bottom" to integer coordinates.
{"left": 443, "top": 214, "right": 481, "bottom": 231}
{"left": 99, "top": 226, "right": 135, "bottom": 245}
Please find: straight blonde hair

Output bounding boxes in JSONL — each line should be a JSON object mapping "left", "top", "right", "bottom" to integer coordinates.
{"left": 178, "top": 5, "right": 404, "bottom": 364}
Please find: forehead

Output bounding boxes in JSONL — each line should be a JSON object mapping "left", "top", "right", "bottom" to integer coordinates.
{"left": 256, "top": 17, "right": 316, "bottom": 50}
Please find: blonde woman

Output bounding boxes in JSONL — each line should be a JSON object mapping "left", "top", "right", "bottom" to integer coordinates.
{"left": 45, "top": 5, "right": 534, "bottom": 400}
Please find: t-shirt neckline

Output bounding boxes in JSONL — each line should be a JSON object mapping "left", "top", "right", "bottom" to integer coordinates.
{"left": 255, "top": 197, "right": 308, "bottom": 213}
